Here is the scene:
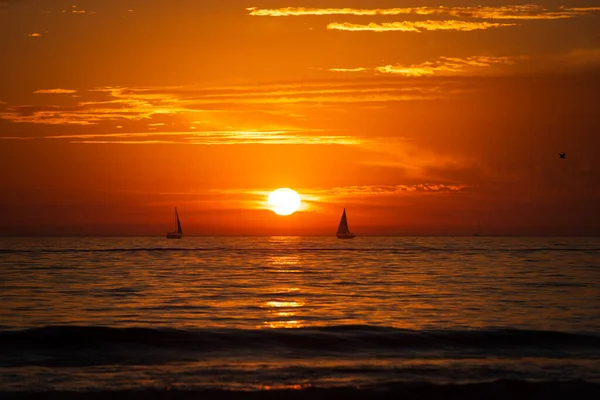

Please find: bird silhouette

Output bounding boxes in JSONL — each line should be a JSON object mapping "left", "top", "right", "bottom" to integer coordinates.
{"left": 558, "top": 153, "right": 566, "bottom": 159}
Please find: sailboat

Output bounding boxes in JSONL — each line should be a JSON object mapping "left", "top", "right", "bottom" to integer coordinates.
{"left": 166, "top": 208, "right": 183, "bottom": 239}
{"left": 336, "top": 208, "right": 356, "bottom": 239}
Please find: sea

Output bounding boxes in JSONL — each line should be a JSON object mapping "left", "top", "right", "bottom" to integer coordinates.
{"left": 1, "top": 236, "right": 600, "bottom": 399}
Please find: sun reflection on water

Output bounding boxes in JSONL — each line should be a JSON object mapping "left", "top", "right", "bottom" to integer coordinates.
{"left": 264, "top": 255, "right": 303, "bottom": 273}
{"left": 261, "top": 252, "right": 306, "bottom": 328}
{"left": 265, "top": 301, "right": 304, "bottom": 308}
{"left": 265, "top": 320, "right": 303, "bottom": 328}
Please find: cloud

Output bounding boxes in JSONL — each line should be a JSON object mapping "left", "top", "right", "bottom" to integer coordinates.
{"left": 0, "top": 80, "right": 460, "bottom": 127}
{"left": 1, "top": 104, "right": 137, "bottom": 125}
{"left": 34, "top": 89, "right": 77, "bottom": 94}
{"left": 308, "top": 184, "right": 470, "bottom": 202}
{"left": 374, "top": 56, "right": 514, "bottom": 76}
{"left": 329, "top": 49, "right": 600, "bottom": 77}
{"left": 247, "top": 5, "right": 600, "bottom": 20}
{"left": 570, "top": 7, "right": 600, "bottom": 12}
{"left": 28, "top": 33, "right": 41, "bottom": 37}
{"left": 328, "top": 67, "right": 368, "bottom": 73}
{"left": 327, "top": 20, "right": 516, "bottom": 32}
{"left": 0, "top": 136, "right": 33, "bottom": 140}
{"left": 42, "top": 130, "right": 360, "bottom": 146}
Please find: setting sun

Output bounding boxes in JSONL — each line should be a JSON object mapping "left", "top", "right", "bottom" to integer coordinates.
{"left": 268, "top": 188, "right": 302, "bottom": 216}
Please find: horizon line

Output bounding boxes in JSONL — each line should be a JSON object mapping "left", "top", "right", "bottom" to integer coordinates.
{"left": 1, "top": 234, "right": 599, "bottom": 238}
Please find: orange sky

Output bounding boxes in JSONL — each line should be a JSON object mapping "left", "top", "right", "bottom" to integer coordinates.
{"left": 1, "top": 0, "right": 599, "bottom": 236}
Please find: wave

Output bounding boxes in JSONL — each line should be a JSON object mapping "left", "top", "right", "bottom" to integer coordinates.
{"left": 1, "top": 379, "right": 599, "bottom": 399}
{"left": 4, "top": 325, "right": 599, "bottom": 350}
{"left": 2, "top": 325, "right": 599, "bottom": 367}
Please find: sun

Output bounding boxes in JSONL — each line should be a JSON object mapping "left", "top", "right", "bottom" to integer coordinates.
{"left": 268, "top": 188, "right": 301, "bottom": 216}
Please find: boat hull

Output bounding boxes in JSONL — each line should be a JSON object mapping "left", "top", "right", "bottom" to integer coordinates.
{"left": 166, "top": 234, "right": 182, "bottom": 239}
{"left": 336, "top": 233, "right": 356, "bottom": 239}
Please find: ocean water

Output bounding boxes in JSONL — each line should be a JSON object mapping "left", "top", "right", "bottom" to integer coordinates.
{"left": 1, "top": 236, "right": 600, "bottom": 398}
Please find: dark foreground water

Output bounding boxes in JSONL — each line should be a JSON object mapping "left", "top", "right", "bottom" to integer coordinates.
{"left": 1, "top": 236, "right": 599, "bottom": 399}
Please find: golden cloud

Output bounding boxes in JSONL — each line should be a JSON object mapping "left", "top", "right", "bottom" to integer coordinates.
{"left": 569, "top": 7, "right": 600, "bottom": 12}
{"left": 313, "top": 184, "right": 470, "bottom": 198}
{"left": 375, "top": 56, "right": 514, "bottom": 76}
{"left": 247, "top": 6, "right": 419, "bottom": 16}
{"left": 247, "top": 5, "right": 599, "bottom": 20}
{"left": 0, "top": 78, "right": 481, "bottom": 146}
{"left": 34, "top": 89, "right": 77, "bottom": 94}
{"left": 42, "top": 130, "right": 361, "bottom": 146}
{"left": 327, "top": 20, "right": 516, "bottom": 32}
{"left": 328, "top": 67, "right": 368, "bottom": 72}
{"left": 1, "top": 80, "right": 459, "bottom": 127}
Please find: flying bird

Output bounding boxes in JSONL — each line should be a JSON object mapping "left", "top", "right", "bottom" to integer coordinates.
{"left": 558, "top": 153, "right": 566, "bottom": 159}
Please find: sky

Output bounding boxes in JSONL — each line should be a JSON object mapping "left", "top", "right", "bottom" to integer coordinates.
{"left": 1, "top": 0, "right": 599, "bottom": 236}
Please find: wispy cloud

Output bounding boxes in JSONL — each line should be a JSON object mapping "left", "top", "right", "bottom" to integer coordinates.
{"left": 327, "top": 20, "right": 516, "bottom": 32}
{"left": 374, "top": 56, "right": 514, "bottom": 76}
{"left": 28, "top": 33, "right": 41, "bottom": 37}
{"left": 34, "top": 89, "right": 77, "bottom": 94}
{"left": 329, "top": 48, "right": 600, "bottom": 76}
{"left": 0, "top": 80, "right": 460, "bottom": 127}
{"left": 41, "top": 130, "right": 360, "bottom": 145}
{"left": 1, "top": 79, "right": 465, "bottom": 146}
{"left": 308, "top": 184, "right": 470, "bottom": 202}
{"left": 1, "top": 104, "right": 135, "bottom": 125}
{"left": 247, "top": 5, "right": 600, "bottom": 20}
{"left": 0, "top": 136, "right": 33, "bottom": 140}
{"left": 570, "top": 7, "right": 600, "bottom": 12}
{"left": 328, "top": 67, "right": 368, "bottom": 73}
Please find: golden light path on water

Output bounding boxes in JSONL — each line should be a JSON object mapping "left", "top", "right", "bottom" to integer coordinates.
{"left": 263, "top": 254, "right": 305, "bottom": 328}
{"left": 1, "top": 236, "right": 599, "bottom": 332}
